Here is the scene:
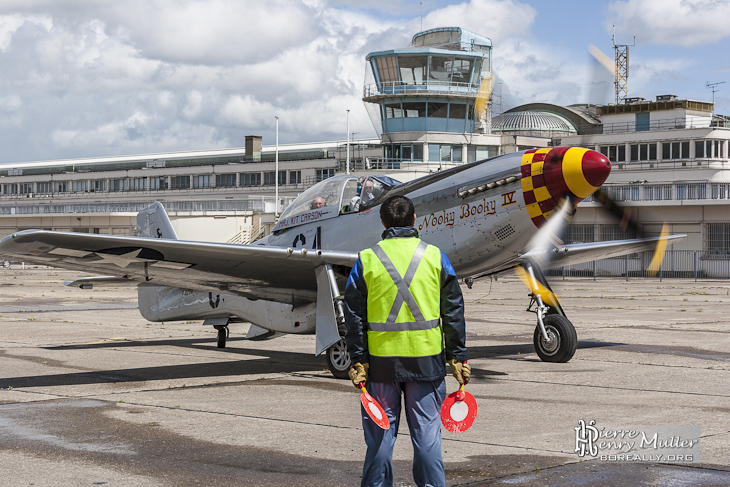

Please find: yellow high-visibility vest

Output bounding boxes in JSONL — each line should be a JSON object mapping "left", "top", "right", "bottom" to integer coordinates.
{"left": 360, "top": 238, "right": 443, "bottom": 357}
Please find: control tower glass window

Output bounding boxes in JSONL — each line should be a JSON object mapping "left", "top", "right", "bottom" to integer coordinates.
{"left": 384, "top": 103, "right": 402, "bottom": 118}
{"left": 428, "top": 102, "right": 448, "bottom": 118}
{"left": 449, "top": 103, "right": 466, "bottom": 119}
{"left": 402, "top": 102, "right": 426, "bottom": 117}
{"left": 471, "top": 58, "right": 483, "bottom": 86}
{"left": 429, "top": 56, "right": 453, "bottom": 84}
{"left": 376, "top": 56, "right": 398, "bottom": 84}
{"left": 452, "top": 58, "right": 473, "bottom": 84}
{"left": 399, "top": 56, "right": 427, "bottom": 85}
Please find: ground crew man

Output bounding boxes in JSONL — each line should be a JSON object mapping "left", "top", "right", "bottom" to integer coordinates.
{"left": 344, "top": 195, "right": 470, "bottom": 487}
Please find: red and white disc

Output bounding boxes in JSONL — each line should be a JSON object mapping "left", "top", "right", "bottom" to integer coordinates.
{"left": 361, "top": 390, "right": 390, "bottom": 430}
{"left": 440, "top": 389, "right": 477, "bottom": 433}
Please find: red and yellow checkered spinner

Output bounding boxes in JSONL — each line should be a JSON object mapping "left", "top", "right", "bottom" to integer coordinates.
{"left": 520, "top": 147, "right": 612, "bottom": 229}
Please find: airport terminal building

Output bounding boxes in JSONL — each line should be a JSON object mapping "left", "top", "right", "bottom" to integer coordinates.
{"left": 1, "top": 27, "right": 729, "bottom": 272}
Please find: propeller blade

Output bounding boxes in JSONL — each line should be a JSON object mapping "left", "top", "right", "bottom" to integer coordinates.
{"left": 593, "top": 186, "right": 673, "bottom": 276}
{"left": 474, "top": 73, "right": 493, "bottom": 123}
{"left": 514, "top": 264, "right": 560, "bottom": 308}
{"left": 647, "top": 222, "right": 670, "bottom": 276}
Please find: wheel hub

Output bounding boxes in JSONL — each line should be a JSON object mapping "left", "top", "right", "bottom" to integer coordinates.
{"left": 540, "top": 326, "right": 560, "bottom": 354}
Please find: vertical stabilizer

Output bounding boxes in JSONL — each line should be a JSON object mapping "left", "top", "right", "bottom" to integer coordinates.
{"left": 137, "top": 202, "right": 178, "bottom": 240}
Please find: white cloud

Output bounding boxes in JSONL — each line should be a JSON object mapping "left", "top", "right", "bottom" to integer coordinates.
{"left": 607, "top": 0, "right": 730, "bottom": 47}
{"left": 418, "top": 0, "right": 536, "bottom": 44}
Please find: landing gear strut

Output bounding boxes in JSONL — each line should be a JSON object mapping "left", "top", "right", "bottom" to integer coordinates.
{"left": 214, "top": 325, "right": 229, "bottom": 348}
{"left": 521, "top": 259, "right": 577, "bottom": 363}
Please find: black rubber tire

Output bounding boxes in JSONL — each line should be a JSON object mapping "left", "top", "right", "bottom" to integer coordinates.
{"left": 533, "top": 314, "right": 577, "bottom": 363}
{"left": 217, "top": 327, "right": 227, "bottom": 348}
{"left": 325, "top": 338, "right": 351, "bottom": 379}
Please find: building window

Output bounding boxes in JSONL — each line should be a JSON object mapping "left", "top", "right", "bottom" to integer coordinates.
{"left": 687, "top": 183, "right": 706, "bottom": 200}
{"left": 54, "top": 182, "right": 68, "bottom": 193}
{"left": 150, "top": 177, "right": 168, "bottom": 190}
{"left": 130, "top": 178, "right": 147, "bottom": 191}
{"left": 427, "top": 102, "right": 448, "bottom": 118}
{"left": 564, "top": 224, "right": 595, "bottom": 243}
{"left": 4, "top": 184, "right": 18, "bottom": 195}
{"left": 449, "top": 103, "right": 466, "bottom": 119}
{"left": 451, "top": 57, "right": 473, "bottom": 84}
{"left": 644, "top": 184, "right": 673, "bottom": 200}
{"left": 705, "top": 223, "right": 730, "bottom": 256}
{"left": 37, "top": 182, "right": 52, "bottom": 194}
{"left": 467, "top": 145, "right": 491, "bottom": 163}
{"left": 600, "top": 224, "right": 636, "bottom": 241}
{"left": 695, "top": 140, "right": 705, "bottom": 158}
{"left": 316, "top": 169, "right": 335, "bottom": 182}
{"left": 398, "top": 55, "right": 427, "bottom": 85}
{"left": 712, "top": 183, "right": 730, "bottom": 199}
{"left": 402, "top": 102, "right": 426, "bottom": 117}
{"left": 110, "top": 179, "right": 128, "bottom": 192}
{"left": 170, "top": 176, "right": 189, "bottom": 190}
{"left": 92, "top": 180, "right": 106, "bottom": 192}
{"left": 630, "top": 144, "right": 639, "bottom": 162}
{"left": 636, "top": 112, "right": 650, "bottom": 131}
{"left": 240, "top": 173, "right": 261, "bottom": 186}
{"left": 216, "top": 174, "right": 236, "bottom": 187}
{"left": 72, "top": 180, "right": 88, "bottom": 192}
{"left": 428, "top": 55, "right": 453, "bottom": 84}
{"left": 289, "top": 171, "right": 302, "bottom": 185}
{"left": 375, "top": 56, "right": 398, "bottom": 84}
{"left": 384, "top": 103, "right": 402, "bottom": 118}
{"left": 263, "top": 171, "right": 285, "bottom": 185}
{"left": 19, "top": 183, "right": 33, "bottom": 194}
{"left": 600, "top": 145, "right": 626, "bottom": 162}
{"left": 193, "top": 175, "right": 212, "bottom": 189}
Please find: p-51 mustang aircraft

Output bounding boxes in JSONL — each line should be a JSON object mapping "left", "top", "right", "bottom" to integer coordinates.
{"left": 0, "top": 147, "right": 683, "bottom": 378}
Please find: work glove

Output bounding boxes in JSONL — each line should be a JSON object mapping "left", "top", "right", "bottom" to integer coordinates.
{"left": 349, "top": 362, "right": 369, "bottom": 389}
{"left": 448, "top": 359, "right": 471, "bottom": 386}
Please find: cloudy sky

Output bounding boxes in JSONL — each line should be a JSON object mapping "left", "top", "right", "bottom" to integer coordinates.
{"left": 0, "top": 0, "right": 728, "bottom": 165}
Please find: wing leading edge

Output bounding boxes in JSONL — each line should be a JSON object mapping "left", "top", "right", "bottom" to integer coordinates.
{"left": 0, "top": 230, "right": 358, "bottom": 306}
{"left": 524, "top": 234, "right": 687, "bottom": 268}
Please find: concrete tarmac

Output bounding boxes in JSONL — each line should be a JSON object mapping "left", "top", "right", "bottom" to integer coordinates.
{"left": 0, "top": 267, "right": 729, "bottom": 486}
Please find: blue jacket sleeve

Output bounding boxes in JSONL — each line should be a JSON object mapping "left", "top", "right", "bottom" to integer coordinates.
{"left": 440, "top": 251, "right": 467, "bottom": 361}
{"left": 344, "top": 257, "right": 369, "bottom": 365}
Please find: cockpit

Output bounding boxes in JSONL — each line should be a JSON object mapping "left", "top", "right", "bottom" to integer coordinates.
{"left": 273, "top": 174, "right": 401, "bottom": 232}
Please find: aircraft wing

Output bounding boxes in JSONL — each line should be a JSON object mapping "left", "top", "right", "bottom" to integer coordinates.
{"left": 524, "top": 234, "right": 687, "bottom": 268}
{"left": 0, "top": 230, "right": 358, "bottom": 305}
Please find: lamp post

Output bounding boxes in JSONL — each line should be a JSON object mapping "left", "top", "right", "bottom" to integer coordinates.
{"left": 275, "top": 115, "right": 279, "bottom": 217}
{"left": 346, "top": 109, "right": 351, "bottom": 175}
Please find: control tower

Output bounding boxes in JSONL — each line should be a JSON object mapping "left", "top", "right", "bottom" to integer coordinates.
{"left": 363, "top": 27, "right": 497, "bottom": 166}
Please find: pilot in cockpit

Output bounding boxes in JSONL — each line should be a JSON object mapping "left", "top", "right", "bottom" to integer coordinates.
{"left": 310, "top": 196, "right": 326, "bottom": 209}
{"left": 360, "top": 180, "right": 377, "bottom": 207}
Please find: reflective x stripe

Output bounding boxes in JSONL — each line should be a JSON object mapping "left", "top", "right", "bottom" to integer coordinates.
{"left": 368, "top": 318, "right": 441, "bottom": 332}
{"left": 371, "top": 240, "right": 430, "bottom": 325}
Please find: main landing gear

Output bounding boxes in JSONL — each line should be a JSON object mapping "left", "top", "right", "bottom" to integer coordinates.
{"left": 326, "top": 338, "right": 351, "bottom": 379}
{"left": 214, "top": 325, "right": 229, "bottom": 348}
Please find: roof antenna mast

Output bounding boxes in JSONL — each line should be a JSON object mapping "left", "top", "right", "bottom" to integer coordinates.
{"left": 420, "top": 1, "right": 423, "bottom": 32}
{"left": 706, "top": 81, "right": 725, "bottom": 111}
{"left": 612, "top": 25, "right": 635, "bottom": 105}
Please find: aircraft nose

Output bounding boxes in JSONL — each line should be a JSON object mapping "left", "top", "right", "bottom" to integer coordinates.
{"left": 521, "top": 147, "right": 611, "bottom": 229}
{"left": 543, "top": 147, "right": 611, "bottom": 202}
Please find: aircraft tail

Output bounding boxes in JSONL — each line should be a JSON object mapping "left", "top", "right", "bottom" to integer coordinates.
{"left": 136, "top": 202, "right": 177, "bottom": 321}
{"left": 137, "top": 202, "right": 178, "bottom": 240}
